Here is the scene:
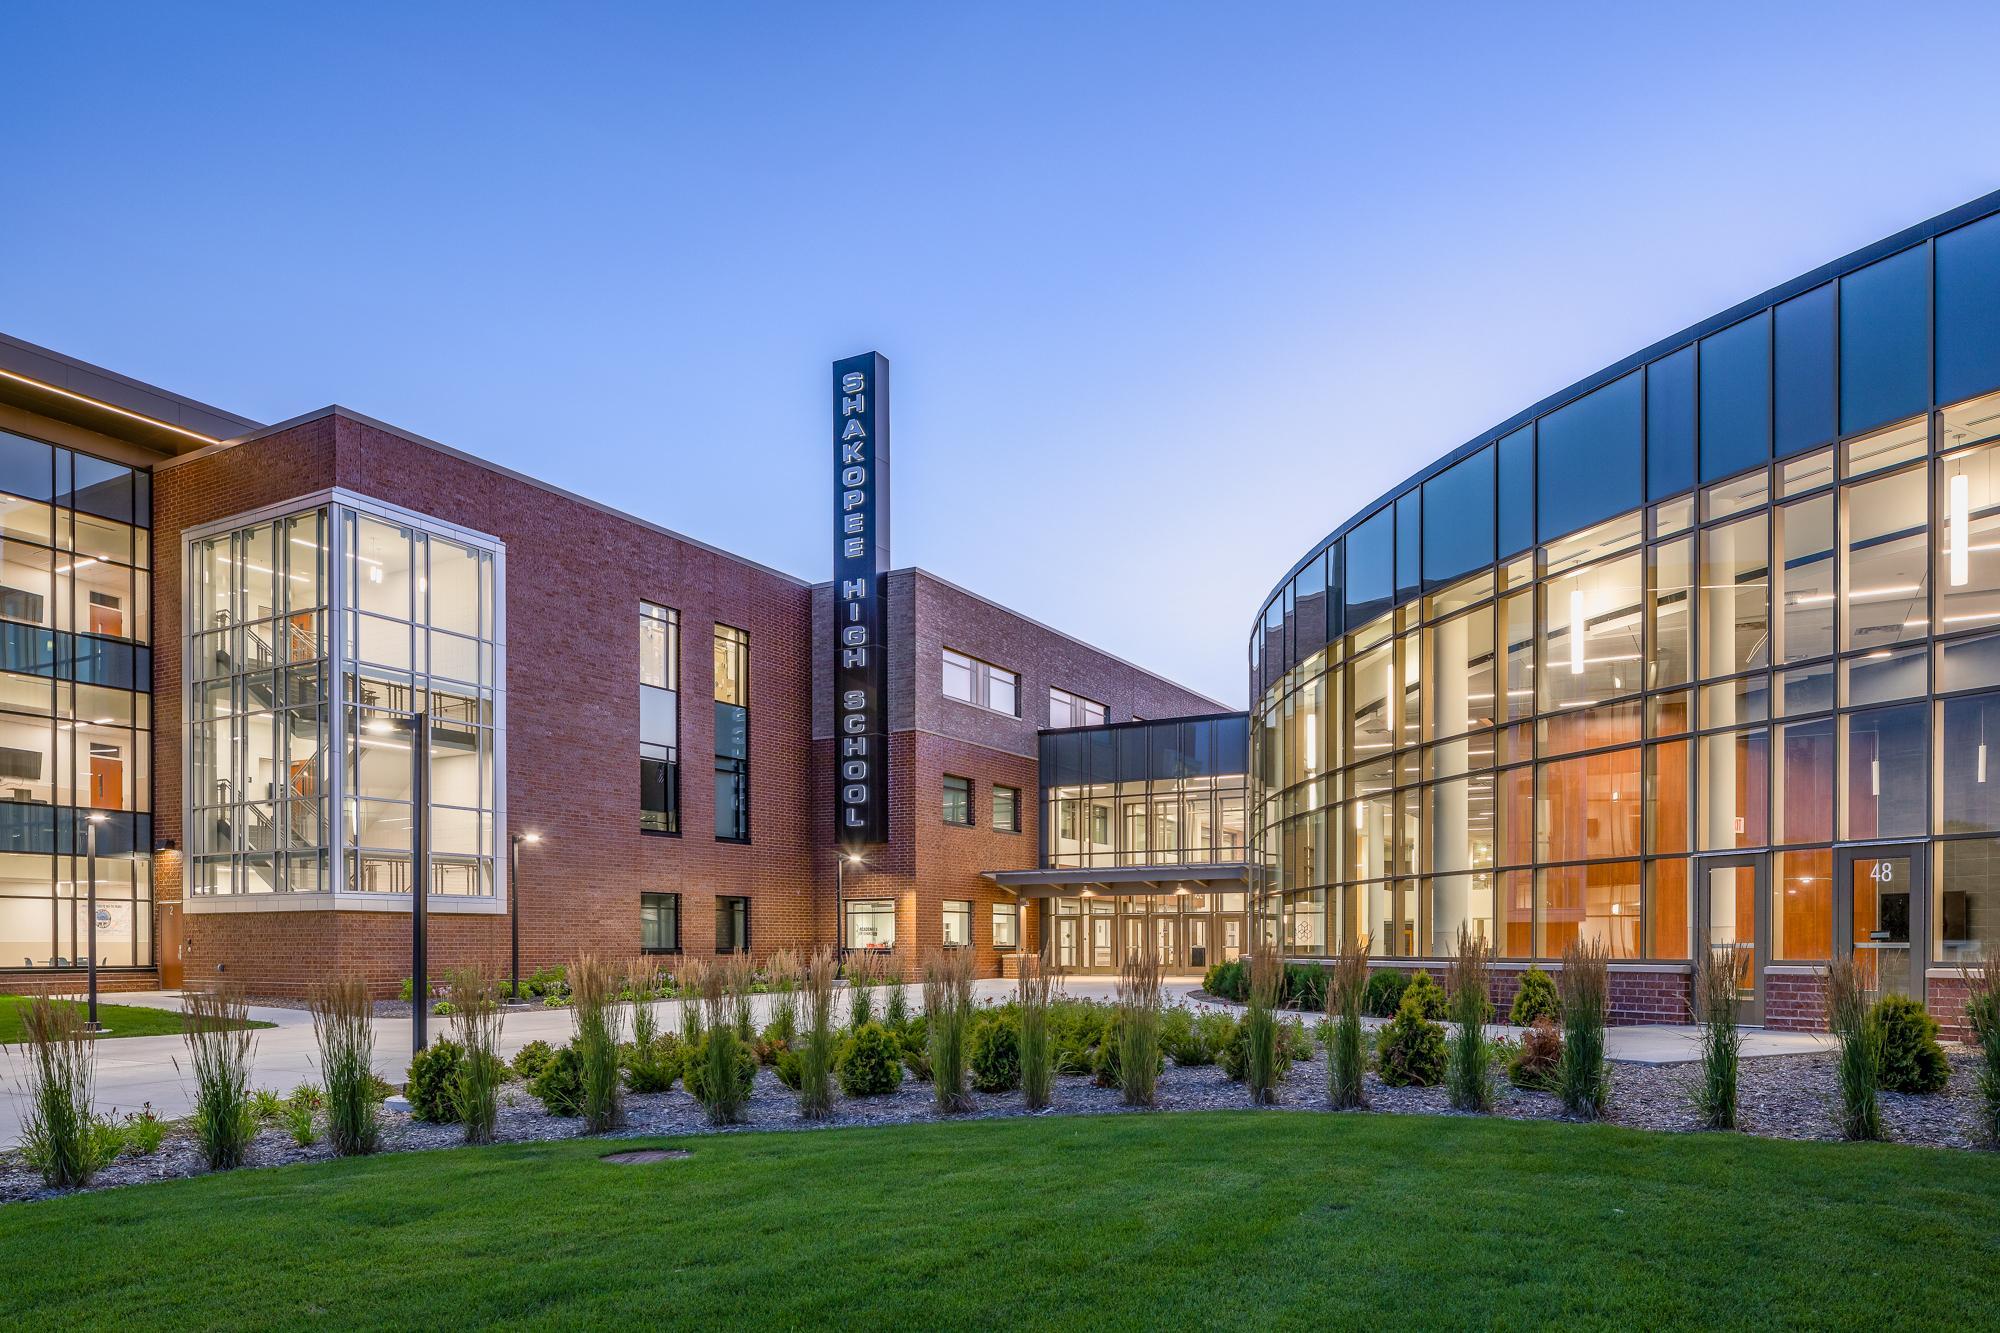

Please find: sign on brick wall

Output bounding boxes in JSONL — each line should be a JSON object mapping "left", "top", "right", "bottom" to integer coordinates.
{"left": 832, "top": 352, "right": 891, "bottom": 846}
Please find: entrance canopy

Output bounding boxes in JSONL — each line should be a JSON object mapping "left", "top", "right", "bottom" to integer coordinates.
{"left": 983, "top": 861, "right": 1249, "bottom": 900}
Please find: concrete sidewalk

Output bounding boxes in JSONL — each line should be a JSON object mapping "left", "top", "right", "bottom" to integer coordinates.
{"left": 0, "top": 979, "right": 1826, "bottom": 1145}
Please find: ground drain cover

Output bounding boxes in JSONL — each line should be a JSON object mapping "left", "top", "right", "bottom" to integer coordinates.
{"left": 601, "top": 1149, "right": 691, "bottom": 1165}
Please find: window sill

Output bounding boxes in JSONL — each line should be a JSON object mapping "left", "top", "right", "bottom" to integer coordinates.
{"left": 714, "top": 836, "right": 752, "bottom": 846}
{"left": 640, "top": 828, "right": 681, "bottom": 839}
{"left": 942, "top": 696, "right": 1020, "bottom": 721}
{"left": 641, "top": 947, "right": 682, "bottom": 956}
{"left": 942, "top": 819, "right": 974, "bottom": 830}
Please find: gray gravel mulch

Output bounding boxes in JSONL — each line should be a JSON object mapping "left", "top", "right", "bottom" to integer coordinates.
{"left": 3, "top": 1045, "right": 1993, "bottom": 1206}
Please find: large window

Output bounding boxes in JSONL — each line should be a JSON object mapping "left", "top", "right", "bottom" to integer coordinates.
{"left": 715, "top": 894, "right": 749, "bottom": 953}
{"left": 846, "top": 897, "right": 895, "bottom": 951}
{"left": 943, "top": 648, "right": 1019, "bottom": 716}
{"left": 640, "top": 602, "right": 679, "bottom": 834}
{"left": 189, "top": 496, "right": 501, "bottom": 905}
{"left": 942, "top": 899, "right": 971, "bottom": 947}
{"left": 1049, "top": 687, "right": 1105, "bottom": 729}
{"left": 992, "top": 783, "right": 1020, "bottom": 832}
{"left": 992, "top": 900, "right": 1019, "bottom": 949}
{"left": 713, "top": 625, "right": 749, "bottom": 842}
{"left": 0, "top": 433, "right": 154, "bottom": 969}
{"left": 942, "top": 774, "right": 972, "bottom": 827}
{"left": 640, "top": 892, "right": 680, "bottom": 953}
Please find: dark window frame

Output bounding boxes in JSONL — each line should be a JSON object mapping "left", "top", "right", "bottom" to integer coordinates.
{"left": 942, "top": 774, "right": 974, "bottom": 827}
{"left": 641, "top": 891, "right": 682, "bottom": 954}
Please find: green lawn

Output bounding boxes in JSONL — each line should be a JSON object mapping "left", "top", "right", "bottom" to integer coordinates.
{"left": 4, "top": 1111, "right": 1997, "bottom": 1329}
{"left": 0, "top": 995, "right": 272, "bottom": 1043}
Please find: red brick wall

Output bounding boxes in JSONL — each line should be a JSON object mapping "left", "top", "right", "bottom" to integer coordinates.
{"left": 151, "top": 411, "right": 1222, "bottom": 998}
{"left": 157, "top": 411, "right": 822, "bottom": 995}
{"left": 1361, "top": 962, "right": 1693, "bottom": 1026}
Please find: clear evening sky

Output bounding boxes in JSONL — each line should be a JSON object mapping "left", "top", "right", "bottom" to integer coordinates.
{"left": 7, "top": 3, "right": 2000, "bottom": 705}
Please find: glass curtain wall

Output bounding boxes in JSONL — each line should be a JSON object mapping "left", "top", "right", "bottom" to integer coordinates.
{"left": 0, "top": 433, "right": 152, "bottom": 970}
{"left": 1251, "top": 205, "right": 2000, "bottom": 970}
{"left": 187, "top": 497, "right": 503, "bottom": 905}
{"left": 1041, "top": 716, "right": 1249, "bottom": 869}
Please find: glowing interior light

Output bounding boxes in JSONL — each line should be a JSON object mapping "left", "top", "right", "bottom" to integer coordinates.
{"left": 1951, "top": 472, "right": 1972, "bottom": 588}
{"left": 1569, "top": 588, "right": 1585, "bottom": 676}
{"left": 1871, "top": 758, "right": 1881, "bottom": 797}
{"left": 1979, "top": 742, "right": 1989, "bottom": 785}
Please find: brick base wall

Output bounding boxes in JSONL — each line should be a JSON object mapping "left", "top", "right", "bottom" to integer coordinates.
{"left": 1317, "top": 961, "right": 1693, "bottom": 1026}
{"left": 0, "top": 969, "right": 160, "bottom": 995}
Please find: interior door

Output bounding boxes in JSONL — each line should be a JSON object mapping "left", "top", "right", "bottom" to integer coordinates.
{"left": 1154, "top": 916, "right": 1177, "bottom": 969}
{"left": 1697, "top": 854, "right": 1767, "bottom": 1024}
{"left": 1187, "top": 917, "right": 1209, "bottom": 968}
{"left": 1090, "top": 916, "right": 1112, "bottom": 969}
{"left": 1839, "top": 844, "right": 1926, "bottom": 998}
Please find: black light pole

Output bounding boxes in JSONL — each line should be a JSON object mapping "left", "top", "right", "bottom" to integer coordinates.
{"left": 509, "top": 831, "right": 540, "bottom": 1004}
{"left": 85, "top": 813, "right": 106, "bottom": 1032}
{"left": 411, "top": 710, "right": 430, "bottom": 1056}
{"left": 836, "top": 850, "right": 860, "bottom": 953}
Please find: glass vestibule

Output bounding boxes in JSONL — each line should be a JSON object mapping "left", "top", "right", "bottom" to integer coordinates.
{"left": 1046, "top": 891, "right": 1247, "bottom": 973}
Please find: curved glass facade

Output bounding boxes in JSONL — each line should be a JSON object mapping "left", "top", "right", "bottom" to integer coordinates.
{"left": 1250, "top": 197, "right": 2000, "bottom": 1005}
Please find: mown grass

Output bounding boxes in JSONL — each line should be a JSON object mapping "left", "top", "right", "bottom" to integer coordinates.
{"left": 0, "top": 996, "right": 272, "bottom": 1044}
{"left": 3, "top": 1111, "right": 1998, "bottom": 1329}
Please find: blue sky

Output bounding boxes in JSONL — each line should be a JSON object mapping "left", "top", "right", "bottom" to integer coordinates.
{"left": 7, "top": 3, "right": 2000, "bottom": 705}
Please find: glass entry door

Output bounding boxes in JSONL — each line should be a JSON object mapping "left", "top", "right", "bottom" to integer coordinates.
{"left": 1696, "top": 854, "right": 1767, "bottom": 1024}
{"left": 1154, "top": 916, "right": 1178, "bottom": 969}
{"left": 1838, "top": 845, "right": 1926, "bottom": 998}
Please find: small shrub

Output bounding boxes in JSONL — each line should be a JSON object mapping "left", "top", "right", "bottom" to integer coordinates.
{"left": 281, "top": 1094, "right": 317, "bottom": 1147}
{"left": 1283, "top": 964, "right": 1328, "bottom": 1011}
{"left": 1162, "top": 1009, "right": 1234, "bottom": 1066}
{"left": 1873, "top": 994, "right": 1949, "bottom": 1095}
{"left": 684, "top": 1030, "right": 756, "bottom": 1123}
{"left": 754, "top": 1020, "right": 792, "bottom": 1067}
{"left": 1967, "top": 967, "right": 2000, "bottom": 1145}
{"left": 526, "top": 965, "right": 568, "bottom": 1001}
{"left": 399, "top": 977, "right": 414, "bottom": 1003}
{"left": 1402, "top": 970, "right": 1449, "bottom": 1021}
{"left": 775, "top": 1046, "right": 803, "bottom": 1091}
{"left": 510, "top": 1039, "right": 557, "bottom": 1083}
{"left": 122, "top": 1105, "right": 167, "bottom": 1157}
{"left": 1363, "top": 969, "right": 1409, "bottom": 1018}
{"left": 622, "top": 1033, "right": 684, "bottom": 1094}
{"left": 1376, "top": 991, "right": 1447, "bottom": 1088}
{"left": 1092, "top": 1012, "right": 1165, "bottom": 1090}
{"left": 289, "top": 1082, "right": 325, "bottom": 1111}
{"left": 969, "top": 1016, "right": 1023, "bottom": 1093}
{"left": 530, "top": 1044, "right": 585, "bottom": 1117}
{"left": 1507, "top": 1017, "right": 1562, "bottom": 1091}
{"left": 1508, "top": 967, "right": 1561, "bottom": 1027}
{"left": 898, "top": 1014, "right": 933, "bottom": 1081}
{"left": 248, "top": 1087, "right": 285, "bottom": 1122}
{"left": 405, "top": 1039, "right": 465, "bottom": 1124}
{"left": 1050, "top": 1000, "right": 1113, "bottom": 1074}
{"left": 836, "top": 1022, "right": 904, "bottom": 1096}
{"left": 1203, "top": 959, "right": 1247, "bottom": 1001}
{"left": 884, "top": 983, "right": 910, "bottom": 1032}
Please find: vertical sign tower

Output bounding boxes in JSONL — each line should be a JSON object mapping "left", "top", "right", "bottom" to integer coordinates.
{"left": 833, "top": 352, "right": 891, "bottom": 846}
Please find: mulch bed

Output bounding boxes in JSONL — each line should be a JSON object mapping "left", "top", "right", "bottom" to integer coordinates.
{"left": 3, "top": 1041, "right": 1991, "bottom": 1206}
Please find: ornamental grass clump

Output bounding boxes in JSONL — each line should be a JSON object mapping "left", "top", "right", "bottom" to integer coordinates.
{"left": 847, "top": 950, "right": 883, "bottom": 1029}
{"left": 13, "top": 992, "right": 115, "bottom": 1190}
{"left": 181, "top": 986, "right": 259, "bottom": 1171}
{"left": 447, "top": 966, "right": 505, "bottom": 1144}
{"left": 1556, "top": 937, "right": 1610, "bottom": 1118}
{"left": 1824, "top": 955, "right": 1882, "bottom": 1141}
{"left": 691, "top": 953, "right": 750, "bottom": 1125}
{"left": 1017, "top": 950, "right": 1057, "bottom": 1110}
{"left": 923, "top": 947, "right": 978, "bottom": 1113}
{"left": 1964, "top": 966, "right": 2000, "bottom": 1145}
{"left": 1691, "top": 944, "right": 1741, "bottom": 1131}
{"left": 676, "top": 958, "right": 708, "bottom": 1048}
{"left": 797, "top": 948, "right": 840, "bottom": 1119}
{"left": 1243, "top": 948, "right": 1284, "bottom": 1105}
{"left": 766, "top": 948, "right": 801, "bottom": 1046}
{"left": 724, "top": 952, "right": 758, "bottom": 1042}
{"left": 1326, "top": 942, "right": 1370, "bottom": 1110}
{"left": 568, "top": 954, "right": 625, "bottom": 1134}
{"left": 1115, "top": 950, "right": 1164, "bottom": 1108}
{"left": 308, "top": 975, "right": 379, "bottom": 1156}
{"left": 1444, "top": 926, "right": 1497, "bottom": 1112}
